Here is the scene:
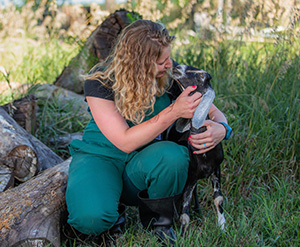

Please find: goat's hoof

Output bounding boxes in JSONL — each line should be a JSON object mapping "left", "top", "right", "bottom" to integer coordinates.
{"left": 179, "top": 213, "right": 190, "bottom": 237}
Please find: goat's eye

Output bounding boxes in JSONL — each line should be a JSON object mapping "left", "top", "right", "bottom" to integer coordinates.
{"left": 200, "top": 74, "right": 205, "bottom": 78}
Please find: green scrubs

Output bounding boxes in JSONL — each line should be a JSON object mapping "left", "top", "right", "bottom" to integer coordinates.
{"left": 66, "top": 93, "right": 189, "bottom": 235}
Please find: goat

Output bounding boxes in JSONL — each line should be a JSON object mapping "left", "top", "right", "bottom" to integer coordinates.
{"left": 167, "top": 64, "right": 226, "bottom": 235}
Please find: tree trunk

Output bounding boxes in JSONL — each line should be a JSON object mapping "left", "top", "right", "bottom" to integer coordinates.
{"left": 0, "top": 158, "right": 71, "bottom": 247}
{"left": 0, "top": 107, "right": 63, "bottom": 174}
{"left": 54, "top": 9, "right": 138, "bottom": 93}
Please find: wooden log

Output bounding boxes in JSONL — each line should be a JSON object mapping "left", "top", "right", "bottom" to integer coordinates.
{"left": 0, "top": 158, "right": 71, "bottom": 247}
{"left": 0, "top": 160, "right": 14, "bottom": 192}
{"left": 6, "top": 145, "right": 38, "bottom": 182}
{"left": 1, "top": 95, "right": 37, "bottom": 134}
{"left": 0, "top": 110, "right": 38, "bottom": 183}
{"left": 0, "top": 107, "right": 63, "bottom": 173}
{"left": 49, "top": 132, "right": 83, "bottom": 150}
{"left": 54, "top": 9, "right": 140, "bottom": 93}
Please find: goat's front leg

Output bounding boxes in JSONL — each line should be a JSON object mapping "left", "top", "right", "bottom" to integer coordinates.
{"left": 211, "top": 167, "right": 226, "bottom": 231}
{"left": 180, "top": 183, "right": 197, "bottom": 236}
{"left": 192, "top": 186, "right": 200, "bottom": 214}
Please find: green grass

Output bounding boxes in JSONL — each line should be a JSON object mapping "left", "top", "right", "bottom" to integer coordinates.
{"left": 170, "top": 31, "right": 300, "bottom": 246}
{"left": 0, "top": 35, "right": 80, "bottom": 101}
{"left": 34, "top": 96, "right": 89, "bottom": 158}
{"left": 1, "top": 19, "right": 300, "bottom": 247}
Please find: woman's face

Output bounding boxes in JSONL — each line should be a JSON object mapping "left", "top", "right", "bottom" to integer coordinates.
{"left": 156, "top": 46, "right": 172, "bottom": 78}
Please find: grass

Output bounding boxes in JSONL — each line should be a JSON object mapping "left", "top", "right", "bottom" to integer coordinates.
{"left": 34, "top": 96, "right": 89, "bottom": 158}
{"left": 0, "top": 35, "right": 80, "bottom": 98}
{"left": 169, "top": 30, "right": 300, "bottom": 246}
{"left": 1, "top": 6, "right": 300, "bottom": 247}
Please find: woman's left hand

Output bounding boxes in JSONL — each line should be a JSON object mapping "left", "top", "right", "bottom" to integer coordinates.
{"left": 189, "top": 120, "right": 226, "bottom": 154}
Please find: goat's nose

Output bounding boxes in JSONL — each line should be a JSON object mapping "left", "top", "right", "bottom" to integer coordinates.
{"left": 172, "top": 66, "right": 183, "bottom": 77}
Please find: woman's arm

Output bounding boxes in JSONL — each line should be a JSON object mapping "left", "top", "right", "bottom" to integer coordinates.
{"left": 87, "top": 86, "right": 201, "bottom": 153}
{"left": 189, "top": 104, "right": 227, "bottom": 154}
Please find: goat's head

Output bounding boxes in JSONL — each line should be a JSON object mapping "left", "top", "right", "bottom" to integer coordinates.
{"left": 172, "top": 64, "right": 215, "bottom": 132}
{"left": 172, "top": 65, "right": 212, "bottom": 95}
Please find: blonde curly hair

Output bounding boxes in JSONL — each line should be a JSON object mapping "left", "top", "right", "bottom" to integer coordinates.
{"left": 85, "top": 20, "right": 175, "bottom": 125}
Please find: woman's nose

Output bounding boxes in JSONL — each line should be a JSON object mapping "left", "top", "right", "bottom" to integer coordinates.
{"left": 165, "top": 58, "right": 172, "bottom": 68}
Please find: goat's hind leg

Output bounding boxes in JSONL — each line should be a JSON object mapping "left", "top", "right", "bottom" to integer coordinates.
{"left": 211, "top": 167, "right": 226, "bottom": 231}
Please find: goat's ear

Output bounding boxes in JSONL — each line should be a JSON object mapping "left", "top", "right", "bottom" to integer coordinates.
{"left": 176, "top": 119, "right": 191, "bottom": 133}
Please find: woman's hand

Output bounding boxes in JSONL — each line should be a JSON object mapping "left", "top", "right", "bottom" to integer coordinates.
{"left": 172, "top": 86, "right": 202, "bottom": 119}
{"left": 189, "top": 120, "right": 226, "bottom": 154}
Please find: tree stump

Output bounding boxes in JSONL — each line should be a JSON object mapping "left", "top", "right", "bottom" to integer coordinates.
{"left": 54, "top": 9, "right": 140, "bottom": 93}
{"left": 1, "top": 95, "right": 37, "bottom": 135}
{"left": 0, "top": 158, "right": 71, "bottom": 247}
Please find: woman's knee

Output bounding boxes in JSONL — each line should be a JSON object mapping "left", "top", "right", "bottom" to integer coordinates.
{"left": 124, "top": 141, "right": 189, "bottom": 198}
{"left": 149, "top": 141, "right": 189, "bottom": 173}
{"left": 146, "top": 141, "right": 190, "bottom": 197}
{"left": 67, "top": 203, "right": 118, "bottom": 235}
{"left": 161, "top": 141, "right": 189, "bottom": 167}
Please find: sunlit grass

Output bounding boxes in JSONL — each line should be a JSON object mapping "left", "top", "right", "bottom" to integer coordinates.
{"left": 0, "top": 35, "right": 80, "bottom": 101}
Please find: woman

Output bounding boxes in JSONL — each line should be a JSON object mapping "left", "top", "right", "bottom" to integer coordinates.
{"left": 66, "top": 19, "right": 229, "bottom": 242}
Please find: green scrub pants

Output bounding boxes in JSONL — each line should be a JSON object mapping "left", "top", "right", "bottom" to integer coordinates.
{"left": 66, "top": 93, "right": 189, "bottom": 235}
{"left": 66, "top": 140, "right": 189, "bottom": 235}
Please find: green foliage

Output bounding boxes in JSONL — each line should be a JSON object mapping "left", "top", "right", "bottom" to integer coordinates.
{"left": 126, "top": 11, "right": 143, "bottom": 23}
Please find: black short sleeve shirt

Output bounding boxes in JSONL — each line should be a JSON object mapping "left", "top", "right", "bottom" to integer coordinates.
{"left": 84, "top": 79, "right": 114, "bottom": 101}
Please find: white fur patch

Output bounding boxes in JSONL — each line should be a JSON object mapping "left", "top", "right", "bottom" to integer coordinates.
{"left": 180, "top": 213, "right": 190, "bottom": 226}
{"left": 214, "top": 196, "right": 226, "bottom": 231}
{"left": 180, "top": 213, "right": 190, "bottom": 235}
{"left": 217, "top": 211, "right": 226, "bottom": 231}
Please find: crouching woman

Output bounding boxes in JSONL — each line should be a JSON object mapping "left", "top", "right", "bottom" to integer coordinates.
{"left": 66, "top": 19, "right": 227, "bottom": 243}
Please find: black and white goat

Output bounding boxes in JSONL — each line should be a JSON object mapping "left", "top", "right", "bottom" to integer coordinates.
{"left": 167, "top": 64, "right": 226, "bottom": 235}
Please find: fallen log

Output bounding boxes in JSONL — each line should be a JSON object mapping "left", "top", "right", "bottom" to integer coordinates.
{"left": 0, "top": 111, "right": 38, "bottom": 184}
{"left": 0, "top": 107, "right": 63, "bottom": 175}
{"left": 0, "top": 158, "right": 71, "bottom": 247}
{"left": 54, "top": 9, "right": 140, "bottom": 93}
{"left": 49, "top": 132, "right": 83, "bottom": 150}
